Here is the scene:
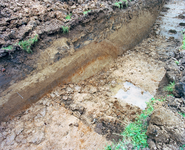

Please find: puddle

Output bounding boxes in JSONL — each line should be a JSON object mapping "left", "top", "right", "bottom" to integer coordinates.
{"left": 157, "top": 0, "right": 185, "bottom": 40}
{"left": 115, "top": 82, "right": 153, "bottom": 110}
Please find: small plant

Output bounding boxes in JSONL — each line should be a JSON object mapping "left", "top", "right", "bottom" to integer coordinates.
{"left": 18, "top": 35, "right": 38, "bottom": 53}
{"left": 105, "top": 98, "right": 165, "bottom": 150}
{"left": 83, "top": 10, "right": 91, "bottom": 15}
{"left": 164, "top": 81, "right": 175, "bottom": 92}
{"left": 179, "top": 112, "right": 185, "bottom": 117}
{"left": 182, "top": 32, "right": 185, "bottom": 50}
{"left": 114, "top": 0, "right": 128, "bottom": 8}
{"left": 114, "top": 2, "right": 122, "bottom": 8}
{"left": 2, "top": 45, "right": 13, "bottom": 51}
{"left": 175, "top": 60, "right": 179, "bottom": 65}
{"left": 62, "top": 26, "right": 69, "bottom": 34}
{"left": 180, "top": 145, "right": 185, "bottom": 150}
{"left": 65, "top": 13, "right": 72, "bottom": 20}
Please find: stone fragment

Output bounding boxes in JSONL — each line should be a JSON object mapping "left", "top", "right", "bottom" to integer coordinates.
{"left": 6, "top": 131, "right": 16, "bottom": 145}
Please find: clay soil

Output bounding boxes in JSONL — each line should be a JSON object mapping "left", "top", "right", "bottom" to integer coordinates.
{"left": 0, "top": 32, "right": 182, "bottom": 149}
{"left": 1, "top": 0, "right": 185, "bottom": 149}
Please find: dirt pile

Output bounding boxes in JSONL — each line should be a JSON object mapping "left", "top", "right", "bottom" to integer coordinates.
{"left": 147, "top": 106, "right": 185, "bottom": 149}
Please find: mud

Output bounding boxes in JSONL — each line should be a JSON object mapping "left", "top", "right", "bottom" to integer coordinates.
{"left": 0, "top": 0, "right": 165, "bottom": 121}
{"left": 0, "top": 0, "right": 185, "bottom": 149}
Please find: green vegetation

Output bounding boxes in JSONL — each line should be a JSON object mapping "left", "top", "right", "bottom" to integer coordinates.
{"left": 179, "top": 112, "right": 185, "bottom": 117}
{"left": 65, "top": 13, "right": 72, "bottom": 20}
{"left": 18, "top": 35, "right": 38, "bottom": 53}
{"left": 114, "top": 0, "right": 128, "bottom": 8}
{"left": 175, "top": 60, "right": 179, "bottom": 65}
{"left": 83, "top": 10, "right": 91, "bottom": 15}
{"left": 163, "top": 81, "right": 175, "bottom": 92}
{"left": 61, "top": 26, "right": 69, "bottom": 34}
{"left": 105, "top": 98, "right": 165, "bottom": 150}
{"left": 180, "top": 145, "right": 185, "bottom": 150}
{"left": 2, "top": 45, "right": 13, "bottom": 51}
{"left": 182, "top": 30, "right": 185, "bottom": 50}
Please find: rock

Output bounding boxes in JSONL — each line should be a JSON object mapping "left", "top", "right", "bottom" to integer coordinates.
{"left": 6, "top": 131, "right": 16, "bottom": 145}
{"left": 27, "top": 129, "right": 45, "bottom": 144}
{"left": 15, "top": 134, "right": 27, "bottom": 144}
{"left": 70, "top": 104, "right": 84, "bottom": 114}
{"left": 146, "top": 107, "right": 185, "bottom": 147}
{"left": 0, "top": 133, "right": 3, "bottom": 142}
{"left": 74, "top": 86, "right": 81, "bottom": 92}
{"left": 174, "top": 77, "right": 185, "bottom": 98}
{"left": 165, "top": 58, "right": 180, "bottom": 82}
{"left": 15, "top": 122, "right": 24, "bottom": 135}
{"left": 169, "top": 29, "right": 177, "bottom": 34}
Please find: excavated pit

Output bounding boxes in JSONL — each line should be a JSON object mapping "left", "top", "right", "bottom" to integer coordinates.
{"left": 0, "top": 0, "right": 165, "bottom": 121}
{"left": 1, "top": 0, "right": 185, "bottom": 149}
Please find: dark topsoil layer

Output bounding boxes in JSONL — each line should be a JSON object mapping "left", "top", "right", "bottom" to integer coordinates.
{"left": 0, "top": 0, "right": 162, "bottom": 93}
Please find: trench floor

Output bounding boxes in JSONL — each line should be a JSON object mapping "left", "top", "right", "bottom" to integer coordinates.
{"left": 0, "top": 35, "right": 178, "bottom": 149}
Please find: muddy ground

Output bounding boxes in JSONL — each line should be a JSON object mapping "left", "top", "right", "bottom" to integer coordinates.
{"left": 0, "top": 31, "right": 184, "bottom": 149}
{"left": 0, "top": 0, "right": 185, "bottom": 149}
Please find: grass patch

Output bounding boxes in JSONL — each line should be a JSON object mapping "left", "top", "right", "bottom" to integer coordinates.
{"left": 65, "top": 13, "right": 72, "bottom": 20}
{"left": 2, "top": 45, "right": 13, "bottom": 51}
{"left": 163, "top": 81, "right": 175, "bottom": 92}
{"left": 61, "top": 26, "right": 69, "bottom": 34}
{"left": 175, "top": 60, "right": 179, "bottom": 65}
{"left": 179, "top": 112, "right": 185, "bottom": 117}
{"left": 105, "top": 98, "right": 165, "bottom": 150}
{"left": 182, "top": 30, "right": 185, "bottom": 50}
{"left": 18, "top": 35, "right": 38, "bottom": 53}
{"left": 83, "top": 10, "right": 91, "bottom": 15}
{"left": 114, "top": 0, "right": 128, "bottom": 8}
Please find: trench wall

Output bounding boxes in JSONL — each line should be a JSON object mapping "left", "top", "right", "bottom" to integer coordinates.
{"left": 0, "top": 0, "right": 165, "bottom": 121}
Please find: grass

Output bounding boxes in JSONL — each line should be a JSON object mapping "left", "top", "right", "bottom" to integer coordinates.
{"left": 175, "top": 60, "right": 179, "bottom": 65}
{"left": 179, "top": 112, "right": 185, "bottom": 117}
{"left": 182, "top": 31, "right": 185, "bottom": 50}
{"left": 83, "top": 10, "right": 91, "bottom": 15}
{"left": 180, "top": 145, "right": 185, "bottom": 150}
{"left": 163, "top": 81, "right": 175, "bottom": 92}
{"left": 65, "top": 13, "right": 72, "bottom": 20}
{"left": 61, "top": 26, "right": 69, "bottom": 34}
{"left": 1, "top": 45, "right": 13, "bottom": 51}
{"left": 105, "top": 98, "right": 165, "bottom": 150}
{"left": 18, "top": 35, "right": 38, "bottom": 53}
{"left": 114, "top": 0, "right": 128, "bottom": 8}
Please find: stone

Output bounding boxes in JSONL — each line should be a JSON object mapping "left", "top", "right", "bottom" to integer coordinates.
{"left": 147, "top": 107, "right": 185, "bottom": 147}
{"left": 6, "top": 131, "right": 16, "bottom": 145}
{"left": 15, "top": 122, "right": 24, "bottom": 135}
{"left": 27, "top": 129, "right": 45, "bottom": 144}
{"left": 15, "top": 134, "right": 27, "bottom": 144}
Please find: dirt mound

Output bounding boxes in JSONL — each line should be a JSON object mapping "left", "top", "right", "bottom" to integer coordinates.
{"left": 147, "top": 106, "right": 185, "bottom": 149}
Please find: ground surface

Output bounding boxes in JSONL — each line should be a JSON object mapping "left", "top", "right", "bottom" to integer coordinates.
{"left": 0, "top": 34, "right": 179, "bottom": 149}
{"left": 0, "top": 0, "right": 185, "bottom": 149}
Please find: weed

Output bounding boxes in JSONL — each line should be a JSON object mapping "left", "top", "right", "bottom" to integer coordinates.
{"left": 175, "top": 60, "right": 179, "bottom": 65}
{"left": 61, "top": 26, "right": 69, "bottom": 34}
{"left": 2, "top": 45, "right": 13, "bottom": 51}
{"left": 18, "top": 35, "right": 38, "bottom": 53}
{"left": 180, "top": 145, "right": 185, "bottom": 150}
{"left": 182, "top": 33, "right": 185, "bottom": 50}
{"left": 105, "top": 98, "right": 165, "bottom": 150}
{"left": 114, "top": 0, "right": 128, "bottom": 8}
{"left": 179, "top": 112, "right": 185, "bottom": 117}
{"left": 83, "top": 10, "right": 91, "bottom": 15}
{"left": 163, "top": 81, "right": 175, "bottom": 92}
{"left": 65, "top": 13, "right": 72, "bottom": 20}
{"left": 114, "top": 2, "right": 121, "bottom": 8}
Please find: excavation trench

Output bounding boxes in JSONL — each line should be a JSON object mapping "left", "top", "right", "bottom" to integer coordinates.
{"left": 0, "top": 0, "right": 165, "bottom": 121}
{"left": 1, "top": 0, "right": 185, "bottom": 149}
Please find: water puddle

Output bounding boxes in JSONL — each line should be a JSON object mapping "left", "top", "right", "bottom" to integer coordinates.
{"left": 114, "top": 82, "right": 153, "bottom": 110}
{"left": 158, "top": 0, "right": 185, "bottom": 40}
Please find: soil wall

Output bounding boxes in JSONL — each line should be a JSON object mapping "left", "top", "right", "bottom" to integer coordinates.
{"left": 0, "top": 0, "right": 165, "bottom": 121}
